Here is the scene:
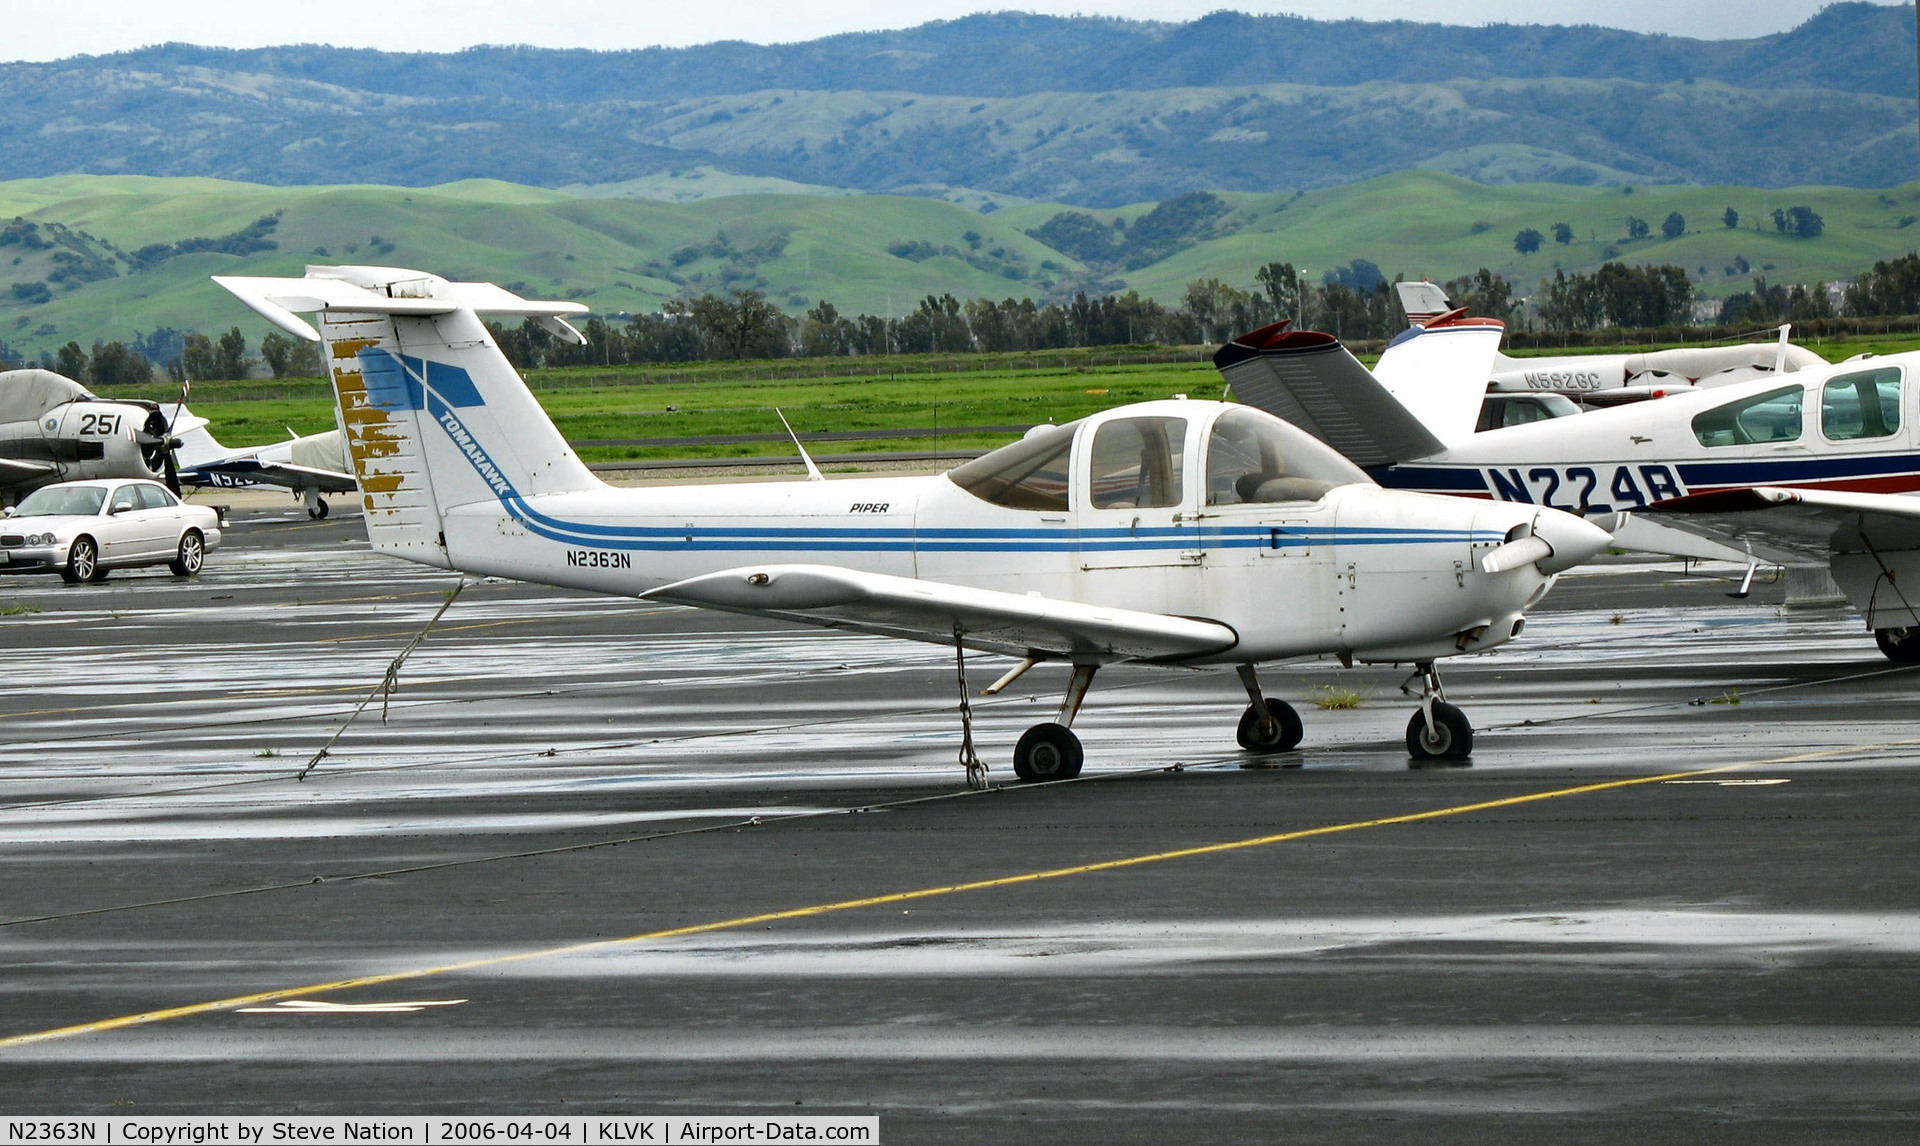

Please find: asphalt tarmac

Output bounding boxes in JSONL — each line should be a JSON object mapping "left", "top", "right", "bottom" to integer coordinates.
{"left": 2, "top": 496, "right": 1918, "bottom": 1141}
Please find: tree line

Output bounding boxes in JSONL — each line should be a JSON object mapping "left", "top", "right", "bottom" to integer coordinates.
{"left": 6, "top": 252, "right": 1920, "bottom": 382}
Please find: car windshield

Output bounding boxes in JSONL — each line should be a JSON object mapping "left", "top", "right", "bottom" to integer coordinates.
{"left": 14, "top": 486, "right": 106, "bottom": 517}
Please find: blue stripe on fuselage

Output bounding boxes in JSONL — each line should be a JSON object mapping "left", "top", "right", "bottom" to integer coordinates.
{"left": 414, "top": 360, "right": 1502, "bottom": 555}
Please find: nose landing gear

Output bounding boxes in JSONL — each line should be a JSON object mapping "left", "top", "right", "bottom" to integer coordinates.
{"left": 1403, "top": 660, "right": 1473, "bottom": 760}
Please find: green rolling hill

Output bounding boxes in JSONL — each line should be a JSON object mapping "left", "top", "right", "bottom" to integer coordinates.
{"left": 4, "top": 171, "right": 1919, "bottom": 360}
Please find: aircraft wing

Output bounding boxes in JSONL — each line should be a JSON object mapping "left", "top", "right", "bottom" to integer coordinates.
{"left": 642, "top": 564, "right": 1240, "bottom": 663}
{"left": 184, "top": 458, "right": 359, "bottom": 494}
{"left": 1214, "top": 325, "right": 1446, "bottom": 468}
{"left": 1643, "top": 486, "right": 1920, "bottom": 562}
{"left": 0, "top": 457, "right": 58, "bottom": 486}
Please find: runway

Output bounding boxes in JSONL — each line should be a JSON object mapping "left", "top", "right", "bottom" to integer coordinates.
{"left": 2, "top": 500, "right": 1918, "bottom": 1140}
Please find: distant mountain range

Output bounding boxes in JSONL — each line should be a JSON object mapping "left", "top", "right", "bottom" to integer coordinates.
{"left": 0, "top": 4, "right": 1913, "bottom": 205}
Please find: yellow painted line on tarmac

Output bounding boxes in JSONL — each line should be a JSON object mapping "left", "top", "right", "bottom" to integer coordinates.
{"left": 0, "top": 741, "right": 1902, "bottom": 1052}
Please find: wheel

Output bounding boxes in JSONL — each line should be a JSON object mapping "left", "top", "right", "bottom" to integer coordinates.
{"left": 1013, "top": 722, "right": 1084, "bottom": 782}
{"left": 1875, "top": 627, "right": 1920, "bottom": 663}
{"left": 61, "top": 536, "right": 103, "bottom": 584}
{"left": 308, "top": 497, "right": 329, "bottom": 521}
{"left": 1236, "top": 698, "right": 1304, "bottom": 752}
{"left": 170, "top": 530, "right": 205, "bottom": 576}
{"left": 1406, "top": 701, "right": 1473, "bottom": 760}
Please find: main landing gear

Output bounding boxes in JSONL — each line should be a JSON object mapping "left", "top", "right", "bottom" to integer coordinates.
{"left": 1875, "top": 626, "right": 1920, "bottom": 663}
{"left": 947, "top": 631, "right": 1094, "bottom": 786}
{"left": 304, "top": 489, "right": 330, "bottom": 520}
{"left": 1234, "top": 664, "right": 1303, "bottom": 758}
{"left": 947, "top": 644, "right": 1475, "bottom": 786}
{"left": 1403, "top": 660, "right": 1473, "bottom": 761}
{"left": 1012, "top": 664, "right": 1096, "bottom": 783}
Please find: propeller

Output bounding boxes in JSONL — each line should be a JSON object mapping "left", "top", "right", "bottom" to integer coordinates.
{"left": 1480, "top": 512, "right": 1613, "bottom": 576}
{"left": 1480, "top": 524, "right": 1553, "bottom": 574}
{"left": 134, "top": 409, "right": 184, "bottom": 495}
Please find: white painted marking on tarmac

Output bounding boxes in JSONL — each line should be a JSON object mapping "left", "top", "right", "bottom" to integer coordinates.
{"left": 13, "top": 1026, "right": 1920, "bottom": 1062}
{"left": 235, "top": 999, "right": 467, "bottom": 1014}
{"left": 1663, "top": 778, "right": 1792, "bottom": 786}
{"left": 476, "top": 910, "right": 1920, "bottom": 978}
{"left": 0, "top": 806, "right": 842, "bottom": 844}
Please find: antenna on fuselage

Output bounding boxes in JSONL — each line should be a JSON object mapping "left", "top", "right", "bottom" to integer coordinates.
{"left": 776, "top": 408, "right": 824, "bottom": 482}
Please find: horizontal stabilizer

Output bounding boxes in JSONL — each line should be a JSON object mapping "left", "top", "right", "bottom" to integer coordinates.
{"left": 1215, "top": 325, "right": 1445, "bottom": 468}
{"left": 215, "top": 266, "right": 589, "bottom": 343}
{"left": 644, "top": 563, "right": 1240, "bottom": 663}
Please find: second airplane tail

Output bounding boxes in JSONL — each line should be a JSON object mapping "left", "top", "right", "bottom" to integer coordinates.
{"left": 216, "top": 266, "right": 602, "bottom": 567}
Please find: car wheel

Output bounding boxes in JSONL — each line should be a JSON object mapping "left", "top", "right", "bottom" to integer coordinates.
{"left": 62, "top": 536, "right": 104, "bottom": 584}
{"left": 170, "top": 530, "right": 205, "bottom": 576}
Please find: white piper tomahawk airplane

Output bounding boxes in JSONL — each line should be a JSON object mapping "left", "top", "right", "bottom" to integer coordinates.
{"left": 1219, "top": 315, "right": 1920, "bottom": 663}
{"left": 217, "top": 266, "right": 1611, "bottom": 778}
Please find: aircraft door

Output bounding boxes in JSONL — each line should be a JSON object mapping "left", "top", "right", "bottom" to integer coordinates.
{"left": 1193, "top": 406, "right": 1348, "bottom": 652}
{"left": 1072, "top": 414, "right": 1199, "bottom": 604}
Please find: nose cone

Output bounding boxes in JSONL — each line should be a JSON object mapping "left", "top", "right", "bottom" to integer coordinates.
{"left": 1531, "top": 508, "right": 1614, "bottom": 575}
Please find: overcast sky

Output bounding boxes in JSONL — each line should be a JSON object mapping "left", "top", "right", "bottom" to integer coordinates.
{"left": 0, "top": 1, "right": 1901, "bottom": 62}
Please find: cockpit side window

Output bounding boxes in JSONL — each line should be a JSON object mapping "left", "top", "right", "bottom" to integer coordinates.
{"left": 1206, "top": 407, "right": 1371, "bottom": 504}
{"left": 947, "top": 421, "right": 1081, "bottom": 511}
{"left": 1820, "top": 367, "right": 1902, "bottom": 442}
{"left": 1087, "top": 416, "right": 1186, "bottom": 509}
{"left": 1691, "top": 385, "right": 1803, "bottom": 448}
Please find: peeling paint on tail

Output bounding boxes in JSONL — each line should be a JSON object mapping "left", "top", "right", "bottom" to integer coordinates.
{"left": 318, "top": 312, "right": 451, "bottom": 568}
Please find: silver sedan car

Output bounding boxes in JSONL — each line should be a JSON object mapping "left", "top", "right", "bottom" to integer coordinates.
{"left": 1, "top": 479, "right": 223, "bottom": 583}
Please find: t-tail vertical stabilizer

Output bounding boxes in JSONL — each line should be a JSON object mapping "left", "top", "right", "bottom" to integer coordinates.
{"left": 1370, "top": 313, "right": 1506, "bottom": 451}
{"left": 214, "top": 267, "right": 599, "bottom": 567}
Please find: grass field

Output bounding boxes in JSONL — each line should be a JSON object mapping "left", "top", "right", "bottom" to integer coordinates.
{"left": 151, "top": 331, "right": 1920, "bottom": 465}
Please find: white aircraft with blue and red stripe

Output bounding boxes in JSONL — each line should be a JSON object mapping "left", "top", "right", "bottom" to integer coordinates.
{"left": 1218, "top": 314, "right": 1920, "bottom": 662}
{"left": 216, "top": 265, "right": 1611, "bottom": 781}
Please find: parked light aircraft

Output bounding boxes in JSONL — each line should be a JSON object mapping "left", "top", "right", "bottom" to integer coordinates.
{"left": 0, "top": 369, "right": 182, "bottom": 501}
{"left": 170, "top": 408, "right": 356, "bottom": 518}
{"left": 217, "top": 265, "right": 1612, "bottom": 776}
{"left": 1219, "top": 316, "right": 1920, "bottom": 662}
{"left": 1395, "top": 281, "right": 1825, "bottom": 408}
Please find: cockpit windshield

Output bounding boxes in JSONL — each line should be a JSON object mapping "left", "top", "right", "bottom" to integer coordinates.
{"left": 1205, "top": 407, "right": 1371, "bottom": 504}
{"left": 13, "top": 485, "right": 107, "bottom": 517}
{"left": 947, "top": 421, "right": 1082, "bottom": 511}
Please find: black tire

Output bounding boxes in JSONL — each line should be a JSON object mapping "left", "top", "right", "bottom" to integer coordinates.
{"left": 1013, "top": 722, "right": 1084, "bottom": 782}
{"left": 1236, "top": 698, "right": 1304, "bottom": 752}
{"left": 1875, "top": 627, "right": 1920, "bottom": 663}
{"left": 1406, "top": 701, "right": 1473, "bottom": 760}
{"left": 308, "top": 498, "right": 329, "bottom": 521}
{"left": 61, "top": 536, "right": 102, "bottom": 584}
{"left": 170, "top": 530, "right": 205, "bottom": 576}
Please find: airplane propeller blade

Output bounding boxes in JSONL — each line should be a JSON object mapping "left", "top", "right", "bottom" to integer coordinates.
{"left": 1480, "top": 534, "right": 1554, "bottom": 574}
{"left": 1480, "top": 513, "right": 1613, "bottom": 576}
